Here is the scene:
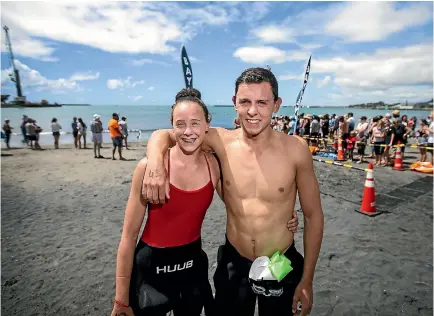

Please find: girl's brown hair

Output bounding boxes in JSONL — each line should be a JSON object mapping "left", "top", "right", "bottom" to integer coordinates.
{"left": 170, "top": 88, "right": 211, "bottom": 124}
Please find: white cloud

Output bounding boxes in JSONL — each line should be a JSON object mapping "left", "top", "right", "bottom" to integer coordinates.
{"left": 128, "top": 95, "right": 143, "bottom": 102}
{"left": 316, "top": 76, "right": 331, "bottom": 88}
{"left": 243, "top": 2, "right": 271, "bottom": 23}
{"left": 148, "top": 86, "right": 155, "bottom": 91}
{"left": 326, "top": 2, "right": 433, "bottom": 42}
{"left": 251, "top": 26, "right": 296, "bottom": 43}
{"left": 107, "top": 77, "right": 145, "bottom": 90}
{"left": 278, "top": 73, "right": 305, "bottom": 81}
{"left": 233, "top": 46, "right": 310, "bottom": 64}
{"left": 1, "top": 60, "right": 98, "bottom": 93}
{"left": 70, "top": 72, "right": 100, "bottom": 81}
{"left": 129, "top": 58, "right": 171, "bottom": 67}
{"left": 249, "top": 2, "right": 432, "bottom": 46}
{"left": 1, "top": 2, "right": 261, "bottom": 61}
{"left": 298, "top": 43, "right": 324, "bottom": 51}
{"left": 313, "top": 43, "right": 433, "bottom": 91}
{"left": 1, "top": 26, "right": 58, "bottom": 62}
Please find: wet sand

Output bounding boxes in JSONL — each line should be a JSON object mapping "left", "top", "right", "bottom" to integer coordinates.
{"left": 1, "top": 143, "right": 433, "bottom": 315}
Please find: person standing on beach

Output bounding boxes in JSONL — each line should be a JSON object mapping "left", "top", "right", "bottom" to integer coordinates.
{"left": 119, "top": 116, "right": 129, "bottom": 149}
{"left": 26, "top": 119, "right": 41, "bottom": 150}
{"left": 77, "top": 118, "right": 88, "bottom": 149}
{"left": 108, "top": 113, "right": 125, "bottom": 160}
{"left": 142, "top": 67, "right": 324, "bottom": 316}
{"left": 111, "top": 88, "right": 216, "bottom": 316}
{"left": 20, "top": 115, "right": 28, "bottom": 145}
{"left": 2, "top": 119, "right": 13, "bottom": 149}
{"left": 355, "top": 116, "right": 368, "bottom": 163}
{"left": 71, "top": 117, "right": 79, "bottom": 149}
{"left": 50, "top": 118, "right": 62, "bottom": 149}
{"left": 90, "top": 114, "right": 104, "bottom": 158}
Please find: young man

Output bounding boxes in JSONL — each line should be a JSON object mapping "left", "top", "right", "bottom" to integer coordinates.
{"left": 108, "top": 113, "right": 125, "bottom": 160}
{"left": 142, "top": 68, "right": 324, "bottom": 316}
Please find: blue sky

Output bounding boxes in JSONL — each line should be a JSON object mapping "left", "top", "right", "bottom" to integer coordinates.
{"left": 1, "top": 1, "right": 433, "bottom": 106}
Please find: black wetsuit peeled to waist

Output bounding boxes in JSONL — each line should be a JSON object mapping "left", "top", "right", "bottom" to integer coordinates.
{"left": 213, "top": 236, "right": 304, "bottom": 316}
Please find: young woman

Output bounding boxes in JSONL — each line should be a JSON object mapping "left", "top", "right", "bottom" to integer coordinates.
{"left": 77, "top": 118, "right": 87, "bottom": 149}
{"left": 50, "top": 118, "right": 62, "bottom": 149}
{"left": 110, "top": 88, "right": 300, "bottom": 316}
{"left": 371, "top": 118, "right": 385, "bottom": 166}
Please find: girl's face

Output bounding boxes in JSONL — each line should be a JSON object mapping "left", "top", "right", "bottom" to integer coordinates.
{"left": 172, "top": 101, "right": 209, "bottom": 154}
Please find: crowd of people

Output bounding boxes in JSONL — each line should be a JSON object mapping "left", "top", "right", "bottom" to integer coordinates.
{"left": 269, "top": 110, "right": 434, "bottom": 166}
{"left": 2, "top": 113, "right": 130, "bottom": 160}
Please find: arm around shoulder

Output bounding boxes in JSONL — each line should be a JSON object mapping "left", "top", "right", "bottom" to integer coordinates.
{"left": 146, "top": 129, "right": 176, "bottom": 159}
{"left": 202, "top": 127, "right": 227, "bottom": 153}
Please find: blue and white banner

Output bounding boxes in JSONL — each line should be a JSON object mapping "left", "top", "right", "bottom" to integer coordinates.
{"left": 293, "top": 55, "right": 311, "bottom": 134}
{"left": 181, "top": 45, "right": 193, "bottom": 88}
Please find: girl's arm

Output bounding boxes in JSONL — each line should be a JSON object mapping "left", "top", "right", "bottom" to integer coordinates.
{"left": 115, "top": 158, "right": 148, "bottom": 306}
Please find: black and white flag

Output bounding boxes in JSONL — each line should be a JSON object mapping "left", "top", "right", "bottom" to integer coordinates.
{"left": 181, "top": 45, "right": 193, "bottom": 88}
{"left": 293, "top": 55, "right": 311, "bottom": 134}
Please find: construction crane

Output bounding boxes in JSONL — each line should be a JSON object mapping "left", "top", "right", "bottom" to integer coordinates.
{"left": 3, "top": 25, "right": 25, "bottom": 104}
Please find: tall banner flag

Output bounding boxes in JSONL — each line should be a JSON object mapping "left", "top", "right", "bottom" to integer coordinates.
{"left": 293, "top": 55, "right": 311, "bottom": 135}
{"left": 181, "top": 45, "right": 193, "bottom": 88}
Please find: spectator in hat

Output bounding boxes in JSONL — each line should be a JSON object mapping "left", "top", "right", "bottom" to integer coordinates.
{"left": 91, "top": 114, "right": 104, "bottom": 158}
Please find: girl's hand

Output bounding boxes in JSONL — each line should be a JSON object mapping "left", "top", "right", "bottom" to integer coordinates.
{"left": 111, "top": 303, "right": 134, "bottom": 316}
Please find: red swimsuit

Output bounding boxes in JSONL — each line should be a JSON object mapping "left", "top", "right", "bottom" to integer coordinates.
{"left": 141, "top": 151, "right": 214, "bottom": 247}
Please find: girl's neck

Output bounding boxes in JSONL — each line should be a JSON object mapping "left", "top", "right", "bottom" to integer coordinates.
{"left": 170, "top": 145, "right": 202, "bottom": 166}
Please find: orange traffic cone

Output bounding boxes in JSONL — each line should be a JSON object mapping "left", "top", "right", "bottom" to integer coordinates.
{"left": 355, "top": 162, "right": 383, "bottom": 217}
{"left": 336, "top": 138, "right": 345, "bottom": 161}
{"left": 392, "top": 141, "right": 404, "bottom": 171}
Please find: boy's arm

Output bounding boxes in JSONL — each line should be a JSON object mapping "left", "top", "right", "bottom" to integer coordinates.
{"left": 142, "top": 129, "right": 175, "bottom": 204}
{"left": 142, "top": 127, "right": 223, "bottom": 204}
{"left": 291, "top": 137, "right": 324, "bottom": 315}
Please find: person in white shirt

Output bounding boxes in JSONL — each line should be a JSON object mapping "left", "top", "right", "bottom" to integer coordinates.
{"left": 118, "top": 116, "right": 129, "bottom": 150}
{"left": 91, "top": 114, "right": 104, "bottom": 158}
{"left": 50, "top": 118, "right": 62, "bottom": 149}
{"left": 355, "top": 116, "right": 369, "bottom": 163}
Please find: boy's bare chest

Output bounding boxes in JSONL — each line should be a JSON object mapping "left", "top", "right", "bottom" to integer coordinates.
{"left": 220, "top": 145, "right": 296, "bottom": 200}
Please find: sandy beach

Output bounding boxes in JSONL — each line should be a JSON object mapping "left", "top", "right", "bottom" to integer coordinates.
{"left": 1, "top": 142, "right": 433, "bottom": 315}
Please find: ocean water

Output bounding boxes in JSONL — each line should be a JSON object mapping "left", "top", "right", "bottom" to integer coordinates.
{"left": 1, "top": 105, "right": 432, "bottom": 147}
